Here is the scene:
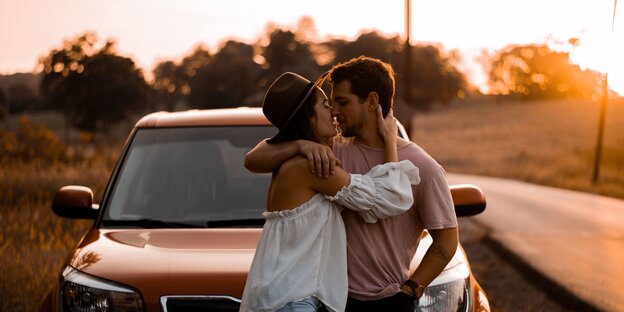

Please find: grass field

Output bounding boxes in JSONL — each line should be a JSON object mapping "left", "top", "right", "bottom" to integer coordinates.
{"left": 1, "top": 97, "right": 623, "bottom": 311}
{"left": 410, "top": 96, "right": 624, "bottom": 199}
{"left": 0, "top": 160, "right": 111, "bottom": 310}
{"left": 0, "top": 118, "right": 120, "bottom": 311}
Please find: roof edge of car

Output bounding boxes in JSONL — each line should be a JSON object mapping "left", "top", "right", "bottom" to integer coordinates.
{"left": 134, "top": 107, "right": 270, "bottom": 128}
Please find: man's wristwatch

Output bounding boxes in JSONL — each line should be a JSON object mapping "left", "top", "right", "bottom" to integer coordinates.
{"left": 403, "top": 279, "right": 425, "bottom": 299}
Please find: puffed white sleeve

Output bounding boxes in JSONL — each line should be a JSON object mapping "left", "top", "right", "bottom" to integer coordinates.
{"left": 325, "top": 160, "right": 420, "bottom": 223}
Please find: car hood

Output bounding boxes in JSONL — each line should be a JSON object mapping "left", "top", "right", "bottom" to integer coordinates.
{"left": 68, "top": 228, "right": 260, "bottom": 308}
{"left": 68, "top": 229, "right": 470, "bottom": 310}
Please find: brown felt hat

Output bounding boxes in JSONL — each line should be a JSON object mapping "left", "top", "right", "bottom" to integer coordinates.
{"left": 262, "top": 72, "right": 316, "bottom": 143}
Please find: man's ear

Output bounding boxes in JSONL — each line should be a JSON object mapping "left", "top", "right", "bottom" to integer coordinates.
{"left": 367, "top": 92, "right": 379, "bottom": 111}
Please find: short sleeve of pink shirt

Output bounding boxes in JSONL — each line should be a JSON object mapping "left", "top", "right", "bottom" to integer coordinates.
{"left": 332, "top": 136, "right": 458, "bottom": 300}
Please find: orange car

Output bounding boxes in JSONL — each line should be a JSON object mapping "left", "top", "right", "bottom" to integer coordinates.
{"left": 41, "top": 107, "right": 490, "bottom": 312}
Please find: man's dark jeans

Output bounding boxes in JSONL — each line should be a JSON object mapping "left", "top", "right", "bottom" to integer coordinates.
{"left": 345, "top": 292, "right": 415, "bottom": 312}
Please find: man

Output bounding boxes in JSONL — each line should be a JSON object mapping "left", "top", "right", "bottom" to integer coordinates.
{"left": 245, "top": 56, "right": 458, "bottom": 311}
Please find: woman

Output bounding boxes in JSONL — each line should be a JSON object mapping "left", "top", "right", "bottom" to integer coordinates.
{"left": 240, "top": 72, "right": 419, "bottom": 312}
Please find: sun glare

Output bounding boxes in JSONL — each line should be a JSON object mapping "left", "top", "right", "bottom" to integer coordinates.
{"left": 569, "top": 40, "right": 624, "bottom": 96}
{"left": 566, "top": 0, "right": 624, "bottom": 95}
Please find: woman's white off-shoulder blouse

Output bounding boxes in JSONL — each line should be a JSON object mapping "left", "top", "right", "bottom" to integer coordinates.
{"left": 239, "top": 160, "right": 420, "bottom": 312}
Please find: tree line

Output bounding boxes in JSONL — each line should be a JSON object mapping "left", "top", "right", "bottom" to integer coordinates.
{"left": 0, "top": 18, "right": 603, "bottom": 133}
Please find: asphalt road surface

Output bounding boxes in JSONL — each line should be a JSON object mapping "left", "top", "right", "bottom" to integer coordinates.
{"left": 460, "top": 218, "right": 582, "bottom": 312}
{"left": 450, "top": 173, "right": 624, "bottom": 312}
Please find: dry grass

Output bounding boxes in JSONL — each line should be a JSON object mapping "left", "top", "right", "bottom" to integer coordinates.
{"left": 410, "top": 96, "right": 624, "bottom": 199}
{"left": 2, "top": 98, "right": 623, "bottom": 311}
{"left": 0, "top": 117, "right": 120, "bottom": 311}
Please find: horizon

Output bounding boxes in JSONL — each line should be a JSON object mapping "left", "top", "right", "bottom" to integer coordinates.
{"left": 1, "top": 0, "right": 622, "bottom": 94}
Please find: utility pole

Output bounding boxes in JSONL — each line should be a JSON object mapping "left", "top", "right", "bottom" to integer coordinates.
{"left": 591, "top": 0, "right": 618, "bottom": 184}
{"left": 405, "top": 0, "right": 412, "bottom": 107}
{"left": 592, "top": 74, "right": 609, "bottom": 183}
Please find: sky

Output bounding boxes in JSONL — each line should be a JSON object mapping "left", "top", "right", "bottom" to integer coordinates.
{"left": 1, "top": 0, "right": 623, "bottom": 94}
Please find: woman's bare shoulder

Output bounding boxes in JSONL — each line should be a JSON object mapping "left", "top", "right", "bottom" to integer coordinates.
{"left": 278, "top": 156, "right": 310, "bottom": 176}
{"left": 279, "top": 155, "right": 350, "bottom": 190}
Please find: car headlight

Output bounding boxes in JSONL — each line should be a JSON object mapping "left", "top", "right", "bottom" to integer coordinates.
{"left": 416, "top": 278, "right": 467, "bottom": 312}
{"left": 60, "top": 266, "right": 145, "bottom": 312}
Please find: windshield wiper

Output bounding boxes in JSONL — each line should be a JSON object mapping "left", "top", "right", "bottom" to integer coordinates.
{"left": 102, "top": 218, "right": 205, "bottom": 228}
{"left": 205, "top": 219, "right": 265, "bottom": 228}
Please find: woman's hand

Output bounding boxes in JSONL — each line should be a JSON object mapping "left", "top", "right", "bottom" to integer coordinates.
{"left": 376, "top": 105, "right": 397, "bottom": 144}
{"left": 376, "top": 105, "right": 398, "bottom": 162}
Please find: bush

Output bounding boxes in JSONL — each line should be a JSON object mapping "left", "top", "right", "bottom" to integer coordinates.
{"left": 0, "top": 116, "right": 67, "bottom": 164}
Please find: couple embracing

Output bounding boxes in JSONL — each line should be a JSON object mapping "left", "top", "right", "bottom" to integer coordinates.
{"left": 240, "top": 56, "right": 458, "bottom": 312}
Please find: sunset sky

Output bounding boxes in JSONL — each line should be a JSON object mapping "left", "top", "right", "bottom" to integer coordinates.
{"left": 1, "top": 0, "right": 623, "bottom": 94}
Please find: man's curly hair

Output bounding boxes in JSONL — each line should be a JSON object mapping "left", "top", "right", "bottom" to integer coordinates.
{"left": 329, "top": 56, "right": 395, "bottom": 117}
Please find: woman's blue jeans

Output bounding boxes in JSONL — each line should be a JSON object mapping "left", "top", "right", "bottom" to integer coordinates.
{"left": 276, "top": 297, "right": 323, "bottom": 312}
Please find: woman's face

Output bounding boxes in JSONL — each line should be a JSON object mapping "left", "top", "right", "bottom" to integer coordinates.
{"left": 310, "top": 88, "right": 337, "bottom": 142}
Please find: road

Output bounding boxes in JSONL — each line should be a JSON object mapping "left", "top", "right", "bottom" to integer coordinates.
{"left": 458, "top": 218, "right": 570, "bottom": 311}
{"left": 448, "top": 173, "right": 624, "bottom": 312}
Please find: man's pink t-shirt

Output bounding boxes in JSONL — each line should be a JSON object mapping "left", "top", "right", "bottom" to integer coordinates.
{"left": 333, "top": 137, "right": 458, "bottom": 301}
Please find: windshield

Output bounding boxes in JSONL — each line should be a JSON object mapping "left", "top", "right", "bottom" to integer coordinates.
{"left": 100, "top": 126, "right": 276, "bottom": 228}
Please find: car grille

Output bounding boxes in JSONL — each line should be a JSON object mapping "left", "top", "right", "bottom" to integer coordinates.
{"left": 161, "top": 295, "right": 241, "bottom": 312}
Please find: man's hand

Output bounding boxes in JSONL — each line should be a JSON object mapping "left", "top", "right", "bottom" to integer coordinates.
{"left": 297, "top": 140, "right": 341, "bottom": 178}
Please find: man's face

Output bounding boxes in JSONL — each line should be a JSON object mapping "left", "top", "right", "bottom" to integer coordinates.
{"left": 330, "top": 80, "right": 368, "bottom": 138}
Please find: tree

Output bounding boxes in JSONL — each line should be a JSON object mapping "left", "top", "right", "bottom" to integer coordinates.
{"left": 7, "top": 82, "right": 41, "bottom": 113}
{"left": 153, "top": 60, "right": 185, "bottom": 111}
{"left": 405, "top": 44, "right": 467, "bottom": 110}
{"left": 148, "top": 19, "right": 466, "bottom": 114}
{"left": 153, "top": 45, "right": 212, "bottom": 111}
{"left": 0, "top": 73, "right": 44, "bottom": 115}
{"left": 186, "top": 40, "right": 262, "bottom": 108}
{"left": 486, "top": 44, "right": 601, "bottom": 99}
{"left": 0, "top": 87, "right": 7, "bottom": 118}
{"left": 328, "top": 31, "right": 467, "bottom": 111}
{"left": 331, "top": 31, "right": 402, "bottom": 65}
{"left": 39, "top": 33, "right": 149, "bottom": 133}
{"left": 262, "top": 29, "right": 320, "bottom": 82}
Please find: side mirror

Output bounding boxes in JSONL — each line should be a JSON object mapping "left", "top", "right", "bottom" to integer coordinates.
{"left": 52, "top": 185, "right": 99, "bottom": 219}
{"left": 450, "top": 184, "right": 486, "bottom": 217}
